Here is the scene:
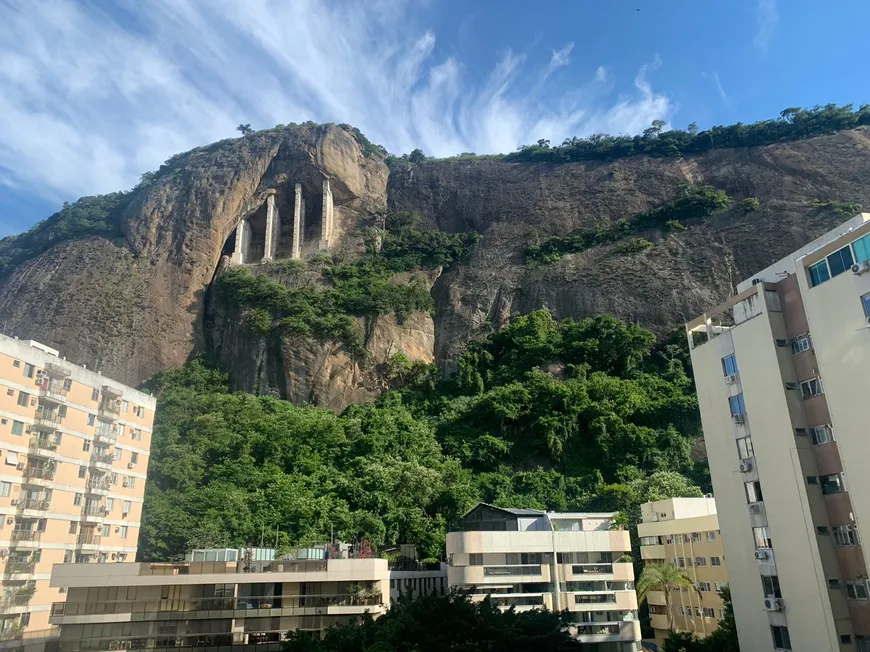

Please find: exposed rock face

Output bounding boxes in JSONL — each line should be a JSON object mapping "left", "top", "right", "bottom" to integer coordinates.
{"left": 2, "top": 126, "right": 870, "bottom": 408}
{"left": 0, "top": 125, "right": 388, "bottom": 386}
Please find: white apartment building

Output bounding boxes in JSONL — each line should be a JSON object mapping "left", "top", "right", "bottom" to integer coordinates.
{"left": 687, "top": 213, "right": 870, "bottom": 651}
{"left": 446, "top": 503, "right": 641, "bottom": 651}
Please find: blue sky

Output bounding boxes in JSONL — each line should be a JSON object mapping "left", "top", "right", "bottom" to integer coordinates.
{"left": 1, "top": 0, "right": 868, "bottom": 236}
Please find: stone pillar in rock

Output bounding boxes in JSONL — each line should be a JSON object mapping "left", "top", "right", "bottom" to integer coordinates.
{"left": 292, "top": 183, "right": 304, "bottom": 259}
{"left": 319, "top": 179, "right": 334, "bottom": 251}
{"left": 230, "top": 219, "right": 251, "bottom": 265}
{"left": 262, "top": 192, "right": 280, "bottom": 262}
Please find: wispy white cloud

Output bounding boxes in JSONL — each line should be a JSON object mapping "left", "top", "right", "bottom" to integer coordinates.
{"left": 754, "top": 0, "right": 779, "bottom": 53}
{"left": 0, "top": 0, "right": 674, "bottom": 206}
{"left": 702, "top": 71, "right": 728, "bottom": 102}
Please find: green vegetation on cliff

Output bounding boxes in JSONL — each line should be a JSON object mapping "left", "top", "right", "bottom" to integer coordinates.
{"left": 139, "top": 310, "right": 707, "bottom": 562}
{"left": 525, "top": 184, "right": 731, "bottom": 263}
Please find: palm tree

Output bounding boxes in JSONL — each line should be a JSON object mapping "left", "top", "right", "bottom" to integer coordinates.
{"left": 636, "top": 563, "right": 700, "bottom": 632}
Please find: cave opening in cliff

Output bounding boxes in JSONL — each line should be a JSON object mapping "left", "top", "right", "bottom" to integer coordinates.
{"left": 221, "top": 230, "right": 236, "bottom": 257}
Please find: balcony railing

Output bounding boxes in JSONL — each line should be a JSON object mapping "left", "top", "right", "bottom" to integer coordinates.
{"left": 18, "top": 499, "right": 50, "bottom": 512}
{"left": 28, "top": 437, "right": 59, "bottom": 456}
{"left": 81, "top": 506, "right": 109, "bottom": 521}
{"left": 33, "top": 410, "right": 61, "bottom": 429}
{"left": 98, "top": 401, "right": 120, "bottom": 418}
{"left": 38, "top": 382, "right": 68, "bottom": 403}
{"left": 22, "top": 466, "right": 55, "bottom": 482}
{"left": 5, "top": 561, "right": 35, "bottom": 575}
{"left": 10, "top": 531, "right": 41, "bottom": 544}
{"left": 90, "top": 452, "right": 114, "bottom": 467}
{"left": 94, "top": 429, "right": 117, "bottom": 443}
{"left": 52, "top": 593, "right": 385, "bottom": 617}
{"left": 76, "top": 534, "right": 102, "bottom": 547}
{"left": 574, "top": 593, "right": 618, "bottom": 605}
{"left": 45, "top": 362, "right": 71, "bottom": 377}
{"left": 482, "top": 565, "right": 541, "bottom": 577}
{"left": 86, "top": 478, "right": 111, "bottom": 493}
{"left": 572, "top": 564, "right": 614, "bottom": 575}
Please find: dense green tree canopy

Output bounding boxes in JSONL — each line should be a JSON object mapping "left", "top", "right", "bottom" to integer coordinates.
{"left": 139, "top": 310, "right": 706, "bottom": 562}
{"left": 283, "top": 592, "right": 584, "bottom": 652}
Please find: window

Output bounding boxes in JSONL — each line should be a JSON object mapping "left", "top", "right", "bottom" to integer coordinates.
{"left": 711, "top": 556, "right": 721, "bottom": 566}
{"left": 82, "top": 440, "right": 91, "bottom": 452}
{"left": 119, "top": 525, "right": 128, "bottom": 538}
{"left": 73, "top": 494, "right": 82, "bottom": 506}
{"left": 63, "top": 378, "right": 72, "bottom": 390}
{"left": 762, "top": 575, "right": 782, "bottom": 598}
{"left": 703, "top": 607, "right": 715, "bottom": 618}
{"left": 728, "top": 394, "right": 746, "bottom": 416}
{"left": 847, "top": 580, "right": 870, "bottom": 600}
{"left": 12, "top": 360, "right": 19, "bottom": 368}
{"left": 722, "top": 354, "right": 738, "bottom": 376}
{"left": 807, "top": 476, "right": 818, "bottom": 484}
{"left": 675, "top": 534, "right": 683, "bottom": 543}
{"left": 863, "top": 293, "right": 870, "bottom": 319}
{"left": 841, "top": 635, "right": 853, "bottom": 645}
{"left": 16, "top": 391, "right": 28, "bottom": 407}
{"left": 794, "top": 427, "right": 808, "bottom": 436}
{"left": 674, "top": 605, "right": 684, "bottom": 616}
{"left": 800, "top": 378, "right": 824, "bottom": 399}
{"left": 821, "top": 473, "right": 845, "bottom": 495}
{"left": 753, "top": 526, "right": 772, "bottom": 549}
{"left": 130, "top": 452, "right": 138, "bottom": 465}
{"left": 829, "top": 579, "right": 843, "bottom": 589}
{"left": 4, "top": 390, "right": 10, "bottom": 396}
{"left": 113, "top": 448, "right": 121, "bottom": 461}
{"left": 106, "top": 498, "right": 114, "bottom": 511}
{"left": 691, "top": 532, "right": 702, "bottom": 543}
{"left": 706, "top": 531, "right": 717, "bottom": 542}
{"left": 854, "top": 233, "right": 870, "bottom": 263}
{"left": 132, "top": 429, "right": 141, "bottom": 441}
{"left": 58, "top": 405, "right": 67, "bottom": 418}
{"left": 63, "top": 550, "right": 73, "bottom": 563}
{"left": 833, "top": 525, "right": 860, "bottom": 546}
{"left": 121, "top": 400, "right": 128, "bottom": 412}
{"left": 110, "top": 473, "right": 118, "bottom": 485}
{"left": 665, "top": 535, "right": 674, "bottom": 544}
{"left": 23, "top": 363, "right": 34, "bottom": 378}
{"left": 715, "top": 582, "right": 726, "bottom": 592}
{"left": 123, "top": 500, "right": 131, "bottom": 514}
{"left": 811, "top": 425, "right": 832, "bottom": 445}
{"left": 469, "top": 554, "right": 482, "bottom": 566}
{"left": 695, "top": 557, "right": 707, "bottom": 567}
{"left": 817, "top": 526, "right": 830, "bottom": 535}
{"left": 87, "top": 414, "right": 95, "bottom": 426}
{"left": 697, "top": 581, "right": 711, "bottom": 592}
{"left": 809, "top": 260, "right": 830, "bottom": 287}
{"left": 78, "top": 465, "right": 86, "bottom": 479}
{"left": 678, "top": 557, "right": 685, "bottom": 567}
{"left": 736, "top": 437, "right": 754, "bottom": 460}
{"left": 91, "top": 389, "right": 99, "bottom": 402}
{"left": 828, "top": 245, "right": 854, "bottom": 278}
{"left": 0, "top": 482, "right": 10, "bottom": 498}
{"left": 790, "top": 334, "right": 811, "bottom": 354}
{"left": 126, "top": 477, "right": 136, "bottom": 489}
{"left": 101, "top": 524, "right": 110, "bottom": 537}
{"left": 10, "top": 421, "right": 22, "bottom": 436}
{"left": 771, "top": 625, "right": 791, "bottom": 650}
{"left": 745, "top": 481, "right": 763, "bottom": 504}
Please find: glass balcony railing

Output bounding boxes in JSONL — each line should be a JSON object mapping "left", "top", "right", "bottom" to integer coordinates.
{"left": 482, "top": 565, "right": 542, "bottom": 577}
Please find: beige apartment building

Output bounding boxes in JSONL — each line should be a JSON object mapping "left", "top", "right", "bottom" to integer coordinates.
{"left": 48, "top": 546, "right": 448, "bottom": 651}
{"left": 687, "top": 212, "right": 870, "bottom": 652}
{"left": 0, "top": 335, "right": 155, "bottom": 640}
{"left": 446, "top": 503, "right": 641, "bottom": 651}
{"left": 637, "top": 497, "right": 727, "bottom": 646}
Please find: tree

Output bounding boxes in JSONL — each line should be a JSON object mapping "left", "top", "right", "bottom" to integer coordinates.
{"left": 661, "top": 585, "right": 739, "bottom": 651}
{"left": 283, "top": 591, "right": 584, "bottom": 652}
{"left": 687, "top": 122, "right": 699, "bottom": 135}
{"left": 237, "top": 124, "right": 253, "bottom": 135}
{"left": 643, "top": 119, "right": 666, "bottom": 139}
{"left": 636, "top": 563, "right": 700, "bottom": 632}
{"left": 408, "top": 148, "right": 427, "bottom": 164}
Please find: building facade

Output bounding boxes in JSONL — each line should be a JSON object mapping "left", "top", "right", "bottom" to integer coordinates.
{"left": 0, "top": 336, "right": 155, "bottom": 639}
{"left": 446, "top": 503, "right": 641, "bottom": 651}
{"left": 48, "top": 547, "right": 447, "bottom": 652}
{"left": 637, "top": 497, "right": 727, "bottom": 646}
{"left": 687, "top": 213, "right": 870, "bottom": 651}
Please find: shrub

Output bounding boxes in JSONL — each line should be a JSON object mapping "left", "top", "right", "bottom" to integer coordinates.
{"left": 665, "top": 220, "right": 686, "bottom": 232}
{"left": 742, "top": 197, "right": 760, "bottom": 212}
{"left": 617, "top": 238, "right": 654, "bottom": 255}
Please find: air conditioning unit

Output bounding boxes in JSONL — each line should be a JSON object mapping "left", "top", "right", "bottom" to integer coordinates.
{"left": 127, "top": 463, "right": 134, "bottom": 469}
{"left": 15, "top": 463, "right": 25, "bottom": 471}
{"left": 739, "top": 461, "right": 753, "bottom": 473}
{"left": 749, "top": 504, "right": 762, "bottom": 514}
{"left": 122, "top": 480, "right": 129, "bottom": 488}
{"left": 724, "top": 374, "right": 738, "bottom": 385}
{"left": 732, "top": 414, "right": 745, "bottom": 425}
{"left": 121, "top": 512, "right": 129, "bottom": 518}
{"left": 763, "top": 597, "right": 785, "bottom": 611}
{"left": 10, "top": 499, "right": 19, "bottom": 506}
{"left": 754, "top": 550, "right": 769, "bottom": 560}
{"left": 851, "top": 261, "right": 870, "bottom": 275}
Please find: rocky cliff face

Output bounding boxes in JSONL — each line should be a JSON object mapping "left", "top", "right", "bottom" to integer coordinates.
{"left": 2, "top": 125, "right": 870, "bottom": 409}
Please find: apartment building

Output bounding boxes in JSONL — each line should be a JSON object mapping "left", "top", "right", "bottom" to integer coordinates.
{"left": 637, "top": 497, "right": 727, "bottom": 646}
{"left": 0, "top": 336, "right": 155, "bottom": 639}
{"left": 686, "top": 212, "right": 870, "bottom": 652}
{"left": 446, "top": 503, "right": 641, "bottom": 651}
{"left": 48, "top": 546, "right": 448, "bottom": 652}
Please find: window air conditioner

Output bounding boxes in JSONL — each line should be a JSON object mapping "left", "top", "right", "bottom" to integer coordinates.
{"left": 754, "top": 550, "right": 769, "bottom": 560}
{"left": 10, "top": 499, "right": 19, "bottom": 506}
{"left": 127, "top": 463, "right": 134, "bottom": 469}
{"left": 732, "top": 414, "right": 745, "bottom": 425}
{"left": 749, "top": 504, "right": 762, "bottom": 514}
{"left": 122, "top": 512, "right": 129, "bottom": 518}
{"left": 851, "top": 261, "right": 870, "bottom": 275}
{"left": 16, "top": 463, "right": 25, "bottom": 471}
{"left": 738, "top": 461, "right": 753, "bottom": 473}
{"left": 122, "top": 480, "right": 129, "bottom": 488}
{"left": 724, "top": 374, "right": 737, "bottom": 385}
{"left": 763, "top": 597, "right": 784, "bottom": 611}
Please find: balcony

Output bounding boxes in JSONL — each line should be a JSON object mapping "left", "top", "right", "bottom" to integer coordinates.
{"left": 98, "top": 400, "right": 120, "bottom": 419}
{"left": 0, "top": 591, "right": 34, "bottom": 614}
{"left": 94, "top": 429, "right": 117, "bottom": 444}
{"left": 22, "top": 465, "right": 55, "bottom": 486}
{"left": 90, "top": 452, "right": 114, "bottom": 470}
{"left": 80, "top": 506, "right": 109, "bottom": 523}
{"left": 9, "top": 531, "right": 41, "bottom": 548}
{"left": 17, "top": 498, "right": 50, "bottom": 514}
{"left": 37, "top": 382, "right": 68, "bottom": 404}
{"left": 76, "top": 534, "right": 103, "bottom": 551}
{"left": 44, "top": 362, "right": 71, "bottom": 377}
{"left": 32, "top": 409, "right": 61, "bottom": 430}
{"left": 5, "top": 560, "right": 36, "bottom": 577}
{"left": 28, "top": 436, "right": 59, "bottom": 458}
{"left": 482, "top": 565, "right": 542, "bottom": 577}
{"left": 85, "top": 477, "right": 111, "bottom": 495}
{"left": 572, "top": 564, "right": 613, "bottom": 575}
